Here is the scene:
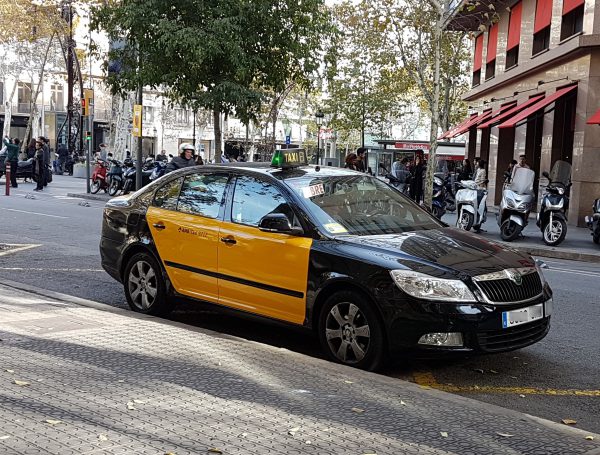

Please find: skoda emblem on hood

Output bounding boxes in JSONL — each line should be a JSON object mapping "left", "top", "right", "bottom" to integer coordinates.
{"left": 505, "top": 269, "right": 523, "bottom": 286}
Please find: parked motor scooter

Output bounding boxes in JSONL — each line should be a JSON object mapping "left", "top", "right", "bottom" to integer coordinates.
{"left": 497, "top": 167, "right": 535, "bottom": 241}
{"left": 585, "top": 198, "right": 600, "bottom": 245}
{"left": 431, "top": 175, "right": 447, "bottom": 219}
{"left": 90, "top": 159, "right": 109, "bottom": 194}
{"left": 150, "top": 160, "right": 167, "bottom": 181}
{"left": 122, "top": 158, "right": 154, "bottom": 194}
{"left": 443, "top": 173, "right": 457, "bottom": 212}
{"left": 455, "top": 180, "right": 488, "bottom": 232}
{"left": 107, "top": 159, "right": 124, "bottom": 196}
{"left": 537, "top": 160, "right": 571, "bottom": 246}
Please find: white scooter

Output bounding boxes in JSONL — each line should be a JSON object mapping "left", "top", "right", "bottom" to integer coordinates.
{"left": 497, "top": 167, "right": 535, "bottom": 241}
{"left": 455, "top": 180, "right": 488, "bottom": 232}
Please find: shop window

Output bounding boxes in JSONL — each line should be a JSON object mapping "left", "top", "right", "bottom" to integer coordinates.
{"left": 533, "top": 27, "right": 551, "bottom": 54}
{"left": 560, "top": 5, "right": 583, "bottom": 41}
{"left": 506, "top": 1, "right": 522, "bottom": 69}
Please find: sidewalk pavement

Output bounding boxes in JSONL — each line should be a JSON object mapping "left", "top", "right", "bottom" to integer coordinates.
{"left": 3, "top": 173, "right": 600, "bottom": 263}
{"left": 0, "top": 279, "right": 599, "bottom": 455}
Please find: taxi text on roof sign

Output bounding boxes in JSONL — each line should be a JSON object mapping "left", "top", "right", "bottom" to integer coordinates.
{"left": 271, "top": 148, "right": 308, "bottom": 169}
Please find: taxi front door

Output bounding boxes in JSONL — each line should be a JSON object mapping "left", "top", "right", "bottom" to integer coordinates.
{"left": 146, "top": 173, "right": 229, "bottom": 303}
{"left": 217, "top": 176, "right": 312, "bottom": 324}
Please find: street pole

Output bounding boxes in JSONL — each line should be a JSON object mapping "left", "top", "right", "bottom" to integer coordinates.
{"left": 192, "top": 108, "right": 196, "bottom": 146}
{"left": 136, "top": 83, "right": 143, "bottom": 190}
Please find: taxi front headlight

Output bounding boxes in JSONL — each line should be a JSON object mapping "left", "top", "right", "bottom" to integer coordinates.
{"left": 390, "top": 270, "right": 477, "bottom": 302}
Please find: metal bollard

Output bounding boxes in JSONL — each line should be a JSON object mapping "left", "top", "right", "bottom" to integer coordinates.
{"left": 4, "top": 163, "right": 9, "bottom": 196}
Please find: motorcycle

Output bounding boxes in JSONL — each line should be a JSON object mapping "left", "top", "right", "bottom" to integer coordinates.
{"left": 537, "top": 160, "right": 571, "bottom": 246}
{"left": 122, "top": 158, "right": 154, "bottom": 194}
{"left": 444, "top": 173, "right": 457, "bottom": 212}
{"left": 455, "top": 180, "right": 488, "bottom": 232}
{"left": 585, "top": 198, "right": 600, "bottom": 245}
{"left": 431, "top": 174, "right": 446, "bottom": 219}
{"left": 0, "top": 157, "right": 36, "bottom": 182}
{"left": 107, "top": 159, "right": 124, "bottom": 196}
{"left": 150, "top": 160, "right": 167, "bottom": 181}
{"left": 497, "top": 167, "right": 535, "bottom": 241}
{"left": 90, "top": 159, "right": 109, "bottom": 194}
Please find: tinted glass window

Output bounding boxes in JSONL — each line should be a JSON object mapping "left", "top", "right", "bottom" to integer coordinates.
{"left": 153, "top": 177, "right": 183, "bottom": 210}
{"left": 231, "top": 176, "right": 296, "bottom": 227}
{"left": 177, "top": 173, "right": 228, "bottom": 218}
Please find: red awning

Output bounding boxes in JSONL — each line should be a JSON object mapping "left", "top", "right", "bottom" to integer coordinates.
{"left": 478, "top": 96, "right": 544, "bottom": 129}
{"left": 498, "top": 85, "right": 578, "bottom": 129}
{"left": 487, "top": 24, "right": 498, "bottom": 63}
{"left": 535, "top": 0, "right": 553, "bottom": 33}
{"left": 586, "top": 108, "right": 600, "bottom": 124}
{"left": 448, "top": 110, "right": 492, "bottom": 138}
{"left": 563, "top": 0, "right": 584, "bottom": 15}
{"left": 507, "top": 1, "right": 523, "bottom": 50}
{"left": 473, "top": 34, "right": 484, "bottom": 72}
{"left": 438, "top": 114, "right": 478, "bottom": 139}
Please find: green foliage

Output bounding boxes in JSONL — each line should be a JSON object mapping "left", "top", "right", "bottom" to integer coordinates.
{"left": 90, "top": 0, "right": 332, "bottom": 124}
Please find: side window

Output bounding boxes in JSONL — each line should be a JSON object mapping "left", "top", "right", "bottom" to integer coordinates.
{"left": 231, "top": 176, "right": 296, "bottom": 227}
{"left": 177, "top": 173, "right": 228, "bottom": 218}
{"left": 153, "top": 177, "right": 183, "bottom": 210}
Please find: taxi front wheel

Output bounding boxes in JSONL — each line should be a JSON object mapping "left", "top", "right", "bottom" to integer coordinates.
{"left": 124, "top": 253, "right": 173, "bottom": 316}
{"left": 318, "top": 291, "right": 385, "bottom": 371}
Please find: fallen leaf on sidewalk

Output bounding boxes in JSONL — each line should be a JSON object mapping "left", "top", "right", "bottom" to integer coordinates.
{"left": 305, "top": 440, "right": 311, "bottom": 445}
{"left": 561, "top": 419, "right": 577, "bottom": 425}
{"left": 0, "top": 436, "right": 10, "bottom": 440}
{"left": 519, "top": 394, "right": 526, "bottom": 398}
{"left": 98, "top": 434, "right": 108, "bottom": 441}
{"left": 496, "top": 432, "right": 514, "bottom": 437}
{"left": 400, "top": 400, "right": 407, "bottom": 406}
{"left": 489, "top": 370, "right": 499, "bottom": 374}
{"left": 208, "top": 449, "right": 222, "bottom": 454}
{"left": 440, "top": 432, "right": 448, "bottom": 437}
{"left": 474, "top": 369, "right": 484, "bottom": 374}
{"left": 133, "top": 399, "right": 146, "bottom": 404}
{"left": 288, "top": 427, "right": 300, "bottom": 436}
{"left": 117, "top": 380, "right": 125, "bottom": 383}
{"left": 351, "top": 407, "right": 365, "bottom": 414}
{"left": 126, "top": 402, "right": 136, "bottom": 410}
{"left": 344, "top": 380, "right": 354, "bottom": 384}
{"left": 45, "top": 419, "right": 62, "bottom": 425}
{"left": 585, "top": 436, "right": 595, "bottom": 440}
{"left": 14, "top": 380, "right": 30, "bottom": 386}
{"left": 5, "top": 370, "right": 14, "bottom": 374}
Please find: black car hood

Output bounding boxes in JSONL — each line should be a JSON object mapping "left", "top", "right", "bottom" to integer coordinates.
{"left": 339, "top": 228, "right": 535, "bottom": 278}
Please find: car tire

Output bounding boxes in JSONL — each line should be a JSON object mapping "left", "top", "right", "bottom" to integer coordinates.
{"left": 543, "top": 218, "right": 567, "bottom": 246}
{"left": 318, "top": 291, "right": 385, "bottom": 371}
{"left": 124, "top": 252, "right": 173, "bottom": 316}
{"left": 500, "top": 219, "right": 521, "bottom": 242}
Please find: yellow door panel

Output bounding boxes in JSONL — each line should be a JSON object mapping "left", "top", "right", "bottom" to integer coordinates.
{"left": 218, "top": 221, "right": 312, "bottom": 324}
{"left": 146, "top": 206, "right": 220, "bottom": 302}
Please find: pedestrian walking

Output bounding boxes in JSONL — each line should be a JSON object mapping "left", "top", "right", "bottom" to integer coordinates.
{"left": 355, "top": 147, "right": 367, "bottom": 172}
{"left": 5, "top": 137, "right": 20, "bottom": 188}
{"left": 33, "top": 138, "right": 49, "bottom": 191}
{"left": 409, "top": 155, "right": 424, "bottom": 204}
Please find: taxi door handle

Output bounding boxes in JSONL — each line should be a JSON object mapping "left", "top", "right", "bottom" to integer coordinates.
{"left": 153, "top": 223, "right": 166, "bottom": 230}
{"left": 220, "top": 236, "right": 237, "bottom": 245}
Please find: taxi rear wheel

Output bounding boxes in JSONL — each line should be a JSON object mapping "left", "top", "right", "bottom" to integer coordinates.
{"left": 124, "top": 253, "right": 173, "bottom": 316}
{"left": 318, "top": 291, "right": 384, "bottom": 371}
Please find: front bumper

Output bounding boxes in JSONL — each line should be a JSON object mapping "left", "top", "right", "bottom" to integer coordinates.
{"left": 385, "top": 290, "right": 552, "bottom": 354}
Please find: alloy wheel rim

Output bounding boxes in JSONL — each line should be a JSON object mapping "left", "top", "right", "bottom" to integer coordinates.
{"left": 128, "top": 260, "right": 158, "bottom": 310}
{"left": 325, "top": 302, "right": 371, "bottom": 364}
{"left": 544, "top": 220, "right": 562, "bottom": 243}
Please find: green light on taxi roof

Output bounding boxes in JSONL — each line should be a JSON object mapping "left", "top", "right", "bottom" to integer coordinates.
{"left": 271, "top": 151, "right": 283, "bottom": 167}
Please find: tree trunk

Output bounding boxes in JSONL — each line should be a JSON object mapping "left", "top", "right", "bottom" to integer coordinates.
{"left": 213, "top": 107, "right": 221, "bottom": 162}
{"left": 21, "top": 34, "right": 55, "bottom": 156}
{"left": 424, "top": 18, "right": 442, "bottom": 209}
{"left": 2, "top": 81, "right": 18, "bottom": 140}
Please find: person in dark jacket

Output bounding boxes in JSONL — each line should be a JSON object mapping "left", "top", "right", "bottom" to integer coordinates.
{"left": 165, "top": 143, "right": 196, "bottom": 174}
{"left": 34, "top": 138, "right": 49, "bottom": 191}
{"left": 457, "top": 158, "right": 473, "bottom": 181}
{"left": 4, "top": 137, "right": 20, "bottom": 188}
{"left": 56, "top": 144, "right": 69, "bottom": 174}
{"left": 409, "top": 155, "right": 424, "bottom": 204}
{"left": 26, "top": 139, "right": 36, "bottom": 159}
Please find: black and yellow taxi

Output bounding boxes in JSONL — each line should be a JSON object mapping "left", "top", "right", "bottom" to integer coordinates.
{"left": 100, "top": 149, "right": 553, "bottom": 370}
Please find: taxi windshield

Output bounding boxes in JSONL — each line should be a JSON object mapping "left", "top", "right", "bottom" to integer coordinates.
{"left": 285, "top": 174, "right": 442, "bottom": 236}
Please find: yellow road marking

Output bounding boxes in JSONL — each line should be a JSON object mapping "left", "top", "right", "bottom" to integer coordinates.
{"left": 414, "top": 372, "right": 600, "bottom": 397}
{"left": 0, "top": 244, "right": 40, "bottom": 257}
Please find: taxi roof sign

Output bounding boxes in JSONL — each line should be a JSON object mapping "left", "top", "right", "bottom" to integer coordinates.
{"left": 271, "top": 148, "right": 308, "bottom": 169}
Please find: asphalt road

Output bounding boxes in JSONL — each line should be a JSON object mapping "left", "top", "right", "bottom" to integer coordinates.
{"left": 1, "top": 178, "right": 599, "bottom": 433}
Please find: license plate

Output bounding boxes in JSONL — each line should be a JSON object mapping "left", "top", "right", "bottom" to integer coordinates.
{"left": 502, "top": 304, "right": 544, "bottom": 329}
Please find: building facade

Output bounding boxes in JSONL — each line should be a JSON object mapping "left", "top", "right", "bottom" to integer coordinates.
{"left": 444, "top": 0, "right": 600, "bottom": 226}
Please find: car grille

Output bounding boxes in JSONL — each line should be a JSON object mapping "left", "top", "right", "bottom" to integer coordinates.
{"left": 475, "top": 271, "right": 543, "bottom": 303}
{"left": 476, "top": 318, "right": 550, "bottom": 352}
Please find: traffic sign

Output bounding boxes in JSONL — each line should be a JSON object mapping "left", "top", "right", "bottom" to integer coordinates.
{"left": 285, "top": 135, "right": 291, "bottom": 145}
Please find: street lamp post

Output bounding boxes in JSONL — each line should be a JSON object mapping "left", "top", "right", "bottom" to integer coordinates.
{"left": 315, "top": 109, "right": 324, "bottom": 165}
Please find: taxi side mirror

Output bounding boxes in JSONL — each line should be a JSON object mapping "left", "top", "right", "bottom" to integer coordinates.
{"left": 258, "top": 213, "right": 302, "bottom": 235}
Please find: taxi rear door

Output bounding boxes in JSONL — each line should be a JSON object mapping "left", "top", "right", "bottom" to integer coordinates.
{"left": 146, "top": 172, "right": 230, "bottom": 303}
{"left": 217, "top": 175, "right": 312, "bottom": 324}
